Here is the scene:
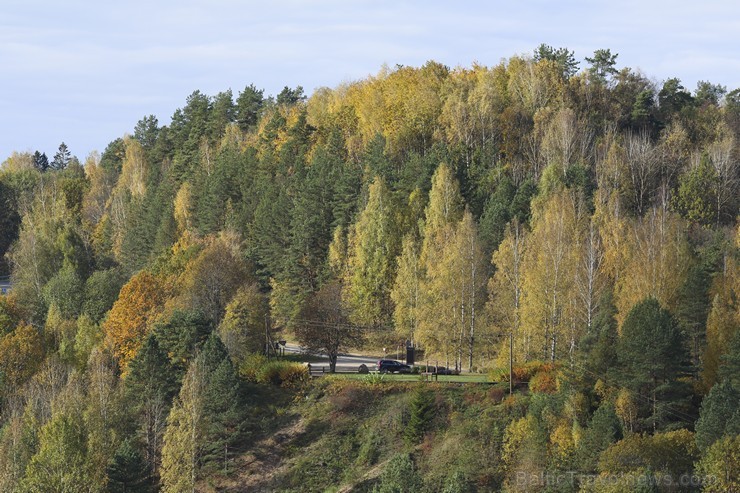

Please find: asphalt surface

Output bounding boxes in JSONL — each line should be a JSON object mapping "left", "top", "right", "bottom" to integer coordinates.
{"left": 283, "top": 343, "right": 394, "bottom": 372}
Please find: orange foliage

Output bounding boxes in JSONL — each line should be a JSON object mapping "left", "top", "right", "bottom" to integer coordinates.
{"left": 529, "top": 367, "right": 558, "bottom": 394}
{"left": 0, "top": 322, "right": 44, "bottom": 388}
{"left": 103, "top": 271, "right": 165, "bottom": 371}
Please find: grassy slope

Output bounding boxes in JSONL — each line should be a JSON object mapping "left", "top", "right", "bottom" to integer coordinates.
{"left": 201, "top": 378, "right": 523, "bottom": 492}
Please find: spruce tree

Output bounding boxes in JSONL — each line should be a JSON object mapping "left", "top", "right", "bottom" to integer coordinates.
{"left": 106, "top": 439, "right": 154, "bottom": 493}
{"left": 32, "top": 151, "right": 49, "bottom": 172}
{"left": 404, "top": 387, "right": 435, "bottom": 443}
{"left": 50, "top": 142, "right": 72, "bottom": 170}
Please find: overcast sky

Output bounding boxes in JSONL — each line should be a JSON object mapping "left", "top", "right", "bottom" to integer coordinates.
{"left": 1, "top": 0, "right": 739, "bottom": 161}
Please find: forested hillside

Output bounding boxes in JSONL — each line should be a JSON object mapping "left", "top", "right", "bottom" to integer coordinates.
{"left": 0, "top": 47, "right": 738, "bottom": 492}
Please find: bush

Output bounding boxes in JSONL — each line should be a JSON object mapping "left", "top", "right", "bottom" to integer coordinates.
{"left": 489, "top": 361, "right": 551, "bottom": 385}
{"left": 514, "top": 361, "right": 548, "bottom": 382}
{"left": 240, "top": 355, "right": 308, "bottom": 387}
{"left": 256, "top": 361, "right": 309, "bottom": 388}
{"left": 488, "top": 367, "right": 509, "bottom": 383}
{"left": 598, "top": 429, "right": 697, "bottom": 479}
{"left": 365, "top": 371, "right": 386, "bottom": 386}
{"left": 372, "top": 453, "right": 423, "bottom": 493}
{"left": 696, "top": 435, "right": 740, "bottom": 493}
{"left": 238, "top": 353, "right": 268, "bottom": 381}
{"left": 528, "top": 365, "right": 557, "bottom": 393}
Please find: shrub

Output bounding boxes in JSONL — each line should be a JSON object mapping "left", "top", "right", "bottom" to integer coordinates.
{"left": 598, "top": 429, "right": 697, "bottom": 479}
{"left": 372, "top": 453, "right": 423, "bottom": 493}
{"left": 529, "top": 365, "right": 558, "bottom": 393}
{"left": 488, "top": 367, "right": 509, "bottom": 383}
{"left": 260, "top": 361, "right": 308, "bottom": 387}
{"left": 365, "top": 371, "right": 386, "bottom": 386}
{"left": 239, "top": 353, "right": 268, "bottom": 381}
{"left": 241, "top": 357, "right": 309, "bottom": 388}
{"left": 487, "top": 386, "right": 506, "bottom": 404}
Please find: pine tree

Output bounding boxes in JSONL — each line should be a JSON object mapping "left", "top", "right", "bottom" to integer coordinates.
{"left": 235, "top": 84, "right": 264, "bottom": 131}
{"left": 615, "top": 298, "right": 692, "bottom": 431}
{"left": 153, "top": 310, "right": 213, "bottom": 376}
{"left": 199, "top": 335, "right": 247, "bottom": 474}
{"left": 695, "top": 380, "right": 740, "bottom": 452}
{"left": 160, "top": 335, "right": 247, "bottom": 488}
{"left": 124, "top": 334, "right": 179, "bottom": 477}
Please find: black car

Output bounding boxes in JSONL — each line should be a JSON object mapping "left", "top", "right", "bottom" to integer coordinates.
{"left": 377, "top": 359, "right": 411, "bottom": 374}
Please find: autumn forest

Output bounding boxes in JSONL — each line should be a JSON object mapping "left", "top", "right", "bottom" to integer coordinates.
{"left": 0, "top": 47, "right": 738, "bottom": 492}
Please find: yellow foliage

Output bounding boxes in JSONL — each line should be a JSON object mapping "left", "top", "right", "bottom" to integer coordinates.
{"left": 597, "top": 429, "right": 697, "bottom": 477}
{"left": 615, "top": 388, "right": 638, "bottom": 434}
{"left": 520, "top": 189, "right": 581, "bottom": 361}
{"left": 103, "top": 271, "right": 165, "bottom": 372}
{"left": 696, "top": 435, "right": 740, "bottom": 493}
{"left": 549, "top": 420, "right": 576, "bottom": 468}
{"left": 614, "top": 208, "right": 691, "bottom": 328}
{"left": 173, "top": 182, "right": 194, "bottom": 236}
{"left": 0, "top": 322, "right": 44, "bottom": 388}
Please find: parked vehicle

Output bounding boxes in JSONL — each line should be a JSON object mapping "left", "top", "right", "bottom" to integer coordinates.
{"left": 377, "top": 359, "right": 411, "bottom": 373}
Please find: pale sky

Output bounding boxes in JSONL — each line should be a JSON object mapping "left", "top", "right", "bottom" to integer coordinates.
{"left": 1, "top": 0, "right": 739, "bottom": 161}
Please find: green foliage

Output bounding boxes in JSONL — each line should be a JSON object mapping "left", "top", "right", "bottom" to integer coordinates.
{"left": 21, "top": 397, "right": 101, "bottom": 492}
{"left": 533, "top": 43, "right": 579, "bottom": 79}
{"left": 199, "top": 334, "right": 249, "bottom": 473}
{"left": 82, "top": 267, "right": 126, "bottom": 323}
{"left": 673, "top": 154, "right": 717, "bottom": 224}
{"left": 0, "top": 180, "right": 21, "bottom": 275}
{"left": 404, "top": 386, "right": 436, "bottom": 443}
{"left": 50, "top": 142, "right": 72, "bottom": 171}
{"left": 695, "top": 434, "right": 740, "bottom": 493}
{"left": 345, "top": 177, "right": 399, "bottom": 327}
{"left": 695, "top": 380, "right": 740, "bottom": 451}
{"left": 585, "top": 48, "right": 618, "bottom": 82}
{"left": 597, "top": 429, "right": 697, "bottom": 479}
{"left": 615, "top": 298, "right": 692, "bottom": 431}
{"left": 124, "top": 334, "right": 179, "bottom": 478}
{"left": 441, "top": 470, "right": 470, "bottom": 493}
{"left": 218, "top": 283, "right": 268, "bottom": 364}
{"left": 106, "top": 439, "right": 153, "bottom": 493}
{"left": 576, "top": 403, "right": 622, "bottom": 473}
{"left": 73, "top": 314, "right": 103, "bottom": 368}
{"left": 42, "top": 265, "right": 83, "bottom": 319}
{"left": 373, "top": 453, "right": 424, "bottom": 493}
{"left": 720, "top": 329, "right": 740, "bottom": 387}
{"left": 0, "top": 296, "right": 21, "bottom": 335}
{"left": 160, "top": 334, "right": 249, "bottom": 488}
{"left": 235, "top": 84, "right": 264, "bottom": 131}
{"left": 153, "top": 310, "right": 213, "bottom": 376}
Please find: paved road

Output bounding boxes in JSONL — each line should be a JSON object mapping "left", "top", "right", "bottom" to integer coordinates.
{"left": 283, "top": 343, "right": 385, "bottom": 372}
